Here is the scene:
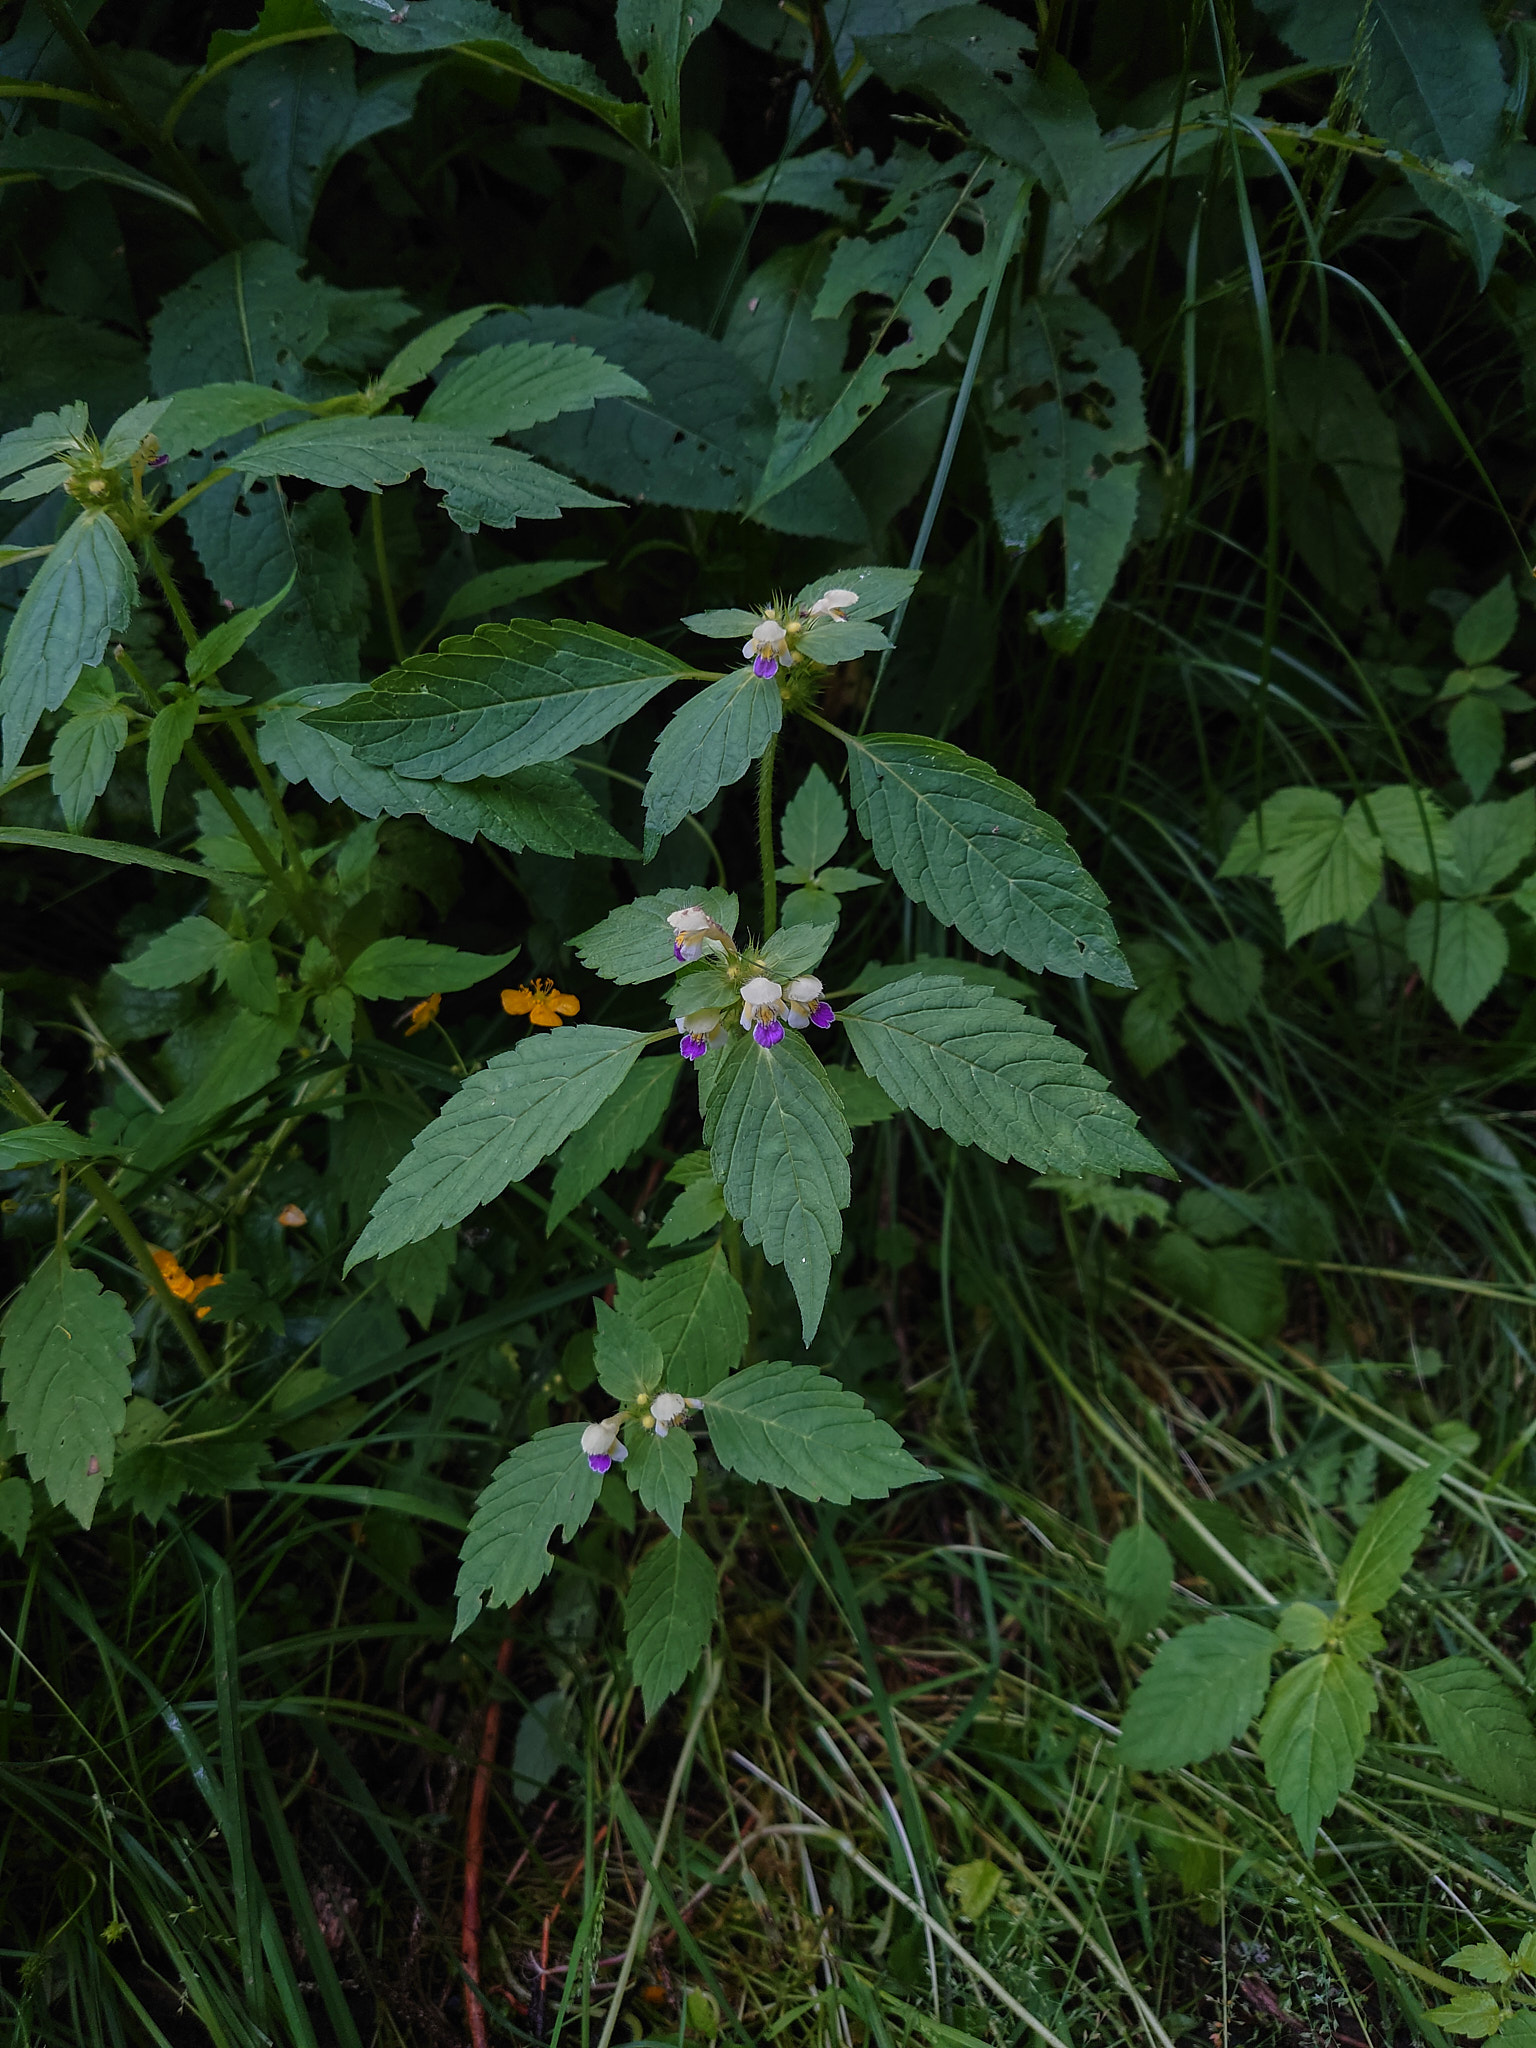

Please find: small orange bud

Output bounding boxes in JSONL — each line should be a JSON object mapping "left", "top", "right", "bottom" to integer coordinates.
{"left": 277, "top": 1203, "right": 307, "bottom": 1228}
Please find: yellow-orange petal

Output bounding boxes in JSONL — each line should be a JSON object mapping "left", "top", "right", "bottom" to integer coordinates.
{"left": 528, "top": 1001, "right": 562, "bottom": 1027}
{"left": 501, "top": 987, "right": 534, "bottom": 1016}
{"left": 551, "top": 991, "right": 580, "bottom": 1016}
{"left": 404, "top": 992, "right": 441, "bottom": 1035}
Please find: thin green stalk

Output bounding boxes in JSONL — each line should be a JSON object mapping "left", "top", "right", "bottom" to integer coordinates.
{"left": 151, "top": 465, "right": 235, "bottom": 528}
{"left": 0, "top": 1065, "right": 216, "bottom": 1379}
{"left": 859, "top": 171, "right": 1031, "bottom": 735}
{"left": 184, "top": 734, "right": 324, "bottom": 937}
{"left": 226, "top": 715, "right": 312, "bottom": 884}
{"left": 372, "top": 493, "right": 407, "bottom": 664}
{"left": 757, "top": 731, "right": 779, "bottom": 936}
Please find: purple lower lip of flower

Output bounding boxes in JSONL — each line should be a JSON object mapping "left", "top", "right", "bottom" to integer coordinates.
{"left": 587, "top": 1453, "right": 612, "bottom": 1473}
{"left": 680, "top": 1034, "right": 708, "bottom": 1059}
{"left": 673, "top": 938, "right": 686, "bottom": 960}
{"left": 753, "top": 653, "right": 780, "bottom": 679}
{"left": 809, "top": 1002, "right": 835, "bottom": 1029}
{"left": 753, "top": 1017, "right": 785, "bottom": 1047}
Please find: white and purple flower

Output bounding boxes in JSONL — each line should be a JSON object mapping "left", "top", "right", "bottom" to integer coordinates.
{"left": 784, "top": 975, "right": 835, "bottom": 1031}
{"left": 807, "top": 587, "right": 859, "bottom": 623}
{"left": 650, "top": 1391, "right": 701, "bottom": 1439}
{"left": 675, "top": 1007, "right": 726, "bottom": 1061}
{"left": 740, "top": 975, "right": 787, "bottom": 1048}
{"left": 742, "top": 616, "right": 790, "bottom": 680}
{"left": 581, "top": 1415, "right": 628, "bottom": 1475}
{"left": 667, "top": 904, "right": 734, "bottom": 964}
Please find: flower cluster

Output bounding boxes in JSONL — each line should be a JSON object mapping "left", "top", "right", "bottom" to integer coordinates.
{"left": 666, "top": 907, "right": 834, "bottom": 1057}
{"left": 150, "top": 1246, "right": 224, "bottom": 1319}
{"left": 580, "top": 1391, "right": 700, "bottom": 1472}
{"left": 741, "top": 587, "right": 860, "bottom": 681}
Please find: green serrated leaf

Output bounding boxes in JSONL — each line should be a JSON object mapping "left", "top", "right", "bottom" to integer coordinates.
{"left": 1455, "top": 578, "right": 1518, "bottom": 666}
{"left": 49, "top": 668, "right": 129, "bottom": 830}
{"left": 781, "top": 762, "right": 848, "bottom": 874}
{"left": 699, "top": 1358, "right": 929, "bottom": 1503}
{"left": 421, "top": 340, "right": 645, "bottom": 434}
{"left": 0, "top": 1124, "right": 98, "bottom": 1168}
{"left": 1443, "top": 1943, "right": 1516, "bottom": 1986}
{"left": 843, "top": 973, "right": 1163, "bottom": 1177}
{"left": 574, "top": 887, "right": 739, "bottom": 986}
{"left": 1335, "top": 1460, "right": 1444, "bottom": 1617}
{"left": 623, "top": 1420, "right": 696, "bottom": 1536}
{"left": 754, "top": 922, "right": 836, "bottom": 982}
{"left": 1407, "top": 1656, "right": 1536, "bottom": 1809}
{"left": 308, "top": 618, "right": 697, "bottom": 781}
{"left": 1357, "top": 784, "right": 1456, "bottom": 878}
{"left": 791, "top": 565, "right": 921, "bottom": 621}
{"left": 1115, "top": 1615, "right": 1276, "bottom": 1770}
{"left": 1259, "top": 1651, "right": 1375, "bottom": 1853}
{"left": 613, "top": 1243, "right": 747, "bottom": 1397}
{"left": 701, "top": 1029, "right": 851, "bottom": 1344}
{"left": 1444, "top": 793, "right": 1536, "bottom": 897}
{"left": 118, "top": 916, "right": 230, "bottom": 990}
{"left": 644, "top": 669, "right": 782, "bottom": 841}
{"left": 1104, "top": 1523, "right": 1172, "bottom": 1649}
{"left": 0, "top": 1255, "right": 134, "bottom": 1527}
{"left": 624, "top": 1531, "right": 716, "bottom": 1718}
{"left": 1426, "top": 1990, "right": 1509, "bottom": 2039}
{"left": 1407, "top": 898, "right": 1509, "bottom": 1028}
{"left": 547, "top": 1058, "right": 677, "bottom": 1233}
{"left": 0, "top": 1475, "right": 31, "bottom": 1556}
{"left": 592, "top": 1303, "right": 665, "bottom": 1404}
{"left": 373, "top": 303, "right": 499, "bottom": 403}
{"left": 146, "top": 696, "right": 198, "bottom": 835}
{"left": 1219, "top": 789, "right": 1382, "bottom": 943}
{"left": 1276, "top": 1602, "right": 1330, "bottom": 1652}
{"left": 946, "top": 1858, "right": 1006, "bottom": 1922}
{"left": 436, "top": 559, "right": 605, "bottom": 629}
{"left": 343, "top": 938, "right": 517, "bottom": 999}
{"left": 348, "top": 1026, "right": 648, "bottom": 1266}
{"left": 0, "top": 401, "right": 88, "bottom": 480}
{"left": 186, "top": 570, "right": 296, "bottom": 682}
{"left": 453, "top": 1424, "right": 603, "bottom": 1634}
{"left": 1, "top": 512, "right": 138, "bottom": 779}
{"left": 1450, "top": 694, "right": 1505, "bottom": 799}
{"left": 842, "top": 732, "right": 1130, "bottom": 984}
{"left": 1185, "top": 938, "right": 1264, "bottom": 1026}
{"left": 650, "top": 1175, "right": 727, "bottom": 1248}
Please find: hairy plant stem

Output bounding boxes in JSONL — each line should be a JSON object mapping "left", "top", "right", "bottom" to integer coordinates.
{"left": 757, "top": 731, "right": 779, "bottom": 937}
{"left": 0, "top": 1064, "right": 215, "bottom": 1379}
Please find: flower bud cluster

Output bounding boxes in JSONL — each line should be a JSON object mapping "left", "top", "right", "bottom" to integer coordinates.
{"left": 666, "top": 908, "right": 834, "bottom": 1058}
{"left": 580, "top": 1390, "right": 702, "bottom": 1472}
{"left": 740, "top": 587, "right": 861, "bottom": 681}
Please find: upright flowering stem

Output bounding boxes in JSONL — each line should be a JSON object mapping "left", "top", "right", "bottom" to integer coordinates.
{"left": 758, "top": 731, "right": 779, "bottom": 936}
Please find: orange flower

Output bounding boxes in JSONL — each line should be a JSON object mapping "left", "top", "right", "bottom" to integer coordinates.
{"left": 277, "top": 1203, "right": 307, "bottom": 1228}
{"left": 501, "top": 979, "right": 580, "bottom": 1028}
{"left": 403, "top": 992, "right": 441, "bottom": 1036}
{"left": 150, "top": 1246, "right": 224, "bottom": 1319}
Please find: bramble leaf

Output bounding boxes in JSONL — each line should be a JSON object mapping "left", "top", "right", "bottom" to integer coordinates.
{"left": 348, "top": 1027, "right": 648, "bottom": 1266}
{"left": 625, "top": 1532, "right": 717, "bottom": 1718}
{"left": 1406, "top": 898, "right": 1508, "bottom": 1028}
{"left": 1, "top": 1255, "right": 134, "bottom": 1527}
{"left": 842, "top": 733, "right": 1130, "bottom": 983}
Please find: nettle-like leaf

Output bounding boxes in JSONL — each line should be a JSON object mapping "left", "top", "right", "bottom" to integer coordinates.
{"left": 342, "top": 938, "right": 517, "bottom": 999}
{"left": 49, "top": 666, "right": 129, "bottom": 830}
{"left": 842, "top": 733, "right": 1130, "bottom": 983}
{"left": 575, "top": 887, "right": 739, "bottom": 985}
{"left": 701, "top": 1030, "right": 852, "bottom": 1343}
{"left": 308, "top": 619, "right": 699, "bottom": 781}
{"left": 347, "top": 1027, "right": 648, "bottom": 1266}
{"left": 454, "top": 1424, "right": 603, "bottom": 1635}
{"left": 592, "top": 1304, "right": 666, "bottom": 1404}
{"left": 1407, "top": 1656, "right": 1536, "bottom": 1809}
{"left": 1103, "top": 1523, "right": 1173, "bottom": 1649}
{"left": 698, "top": 1359, "right": 929, "bottom": 1503}
{"left": 625, "top": 1532, "right": 717, "bottom": 1719}
{"left": 623, "top": 1422, "right": 696, "bottom": 1535}
{"left": 1, "top": 512, "right": 137, "bottom": 779}
{"left": 0, "top": 1255, "right": 134, "bottom": 1527}
{"left": 1115, "top": 1615, "right": 1276, "bottom": 1770}
{"left": 1258, "top": 1651, "right": 1375, "bottom": 1854}
{"left": 613, "top": 1244, "right": 747, "bottom": 1397}
{"left": 1334, "top": 1459, "right": 1445, "bottom": 1616}
{"left": 842, "top": 974, "right": 1162, "bottom": 1177}
{"left": 547, "top": 1058, "right": 677, "bottom": 1233}
{"left": 982, "top": 295, "right": 1147, "bottom": 648}
{"left": 420, "top": 340, "right": 646, "bottom": 435}
{"left": 644, "top": 669, "right": 783, "bottom": 842}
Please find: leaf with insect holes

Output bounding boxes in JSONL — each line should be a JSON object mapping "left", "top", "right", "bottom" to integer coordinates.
{"left": 1407, "top": 1657, "right": 1536, "bottom": 1809}
{"left": 1, "top": 1255, "right": 134, "bottom": 1528}
{"left": 1259, "top": 1651, "right": 1375, "bottom": 1853}
{"left": 842, "top": 732, "right": 1130, "bottom": 983}
{"left": 342, "top": 938, "right": 517, "bottom": 999}
{"left": 625, "top": 1531, "right": 717, "bottom": 1718}
{"left": 702, "top": 1029, "right": 851, "bottom": 1344}
{"left": 574, "top": 887, "right": 739, "bottom": 986}
{"left": 614, "top": 1243, "right": 748, "bottom": 1397}
{"left": 454, "top": 1424, "right": 603, "bottom": 1634}
{"left": 698, "top": 1358, "right": 929, "bottom": 1503}
{"left": 1104, "top": 1523, "right": 1172, "bottom": 1648}
{"left": 347, "top": 1027, "right": 648, "bottom": 1266}
{"left": 1, "top": 512, "right": 138, "bottom": 779}
{"left": 842, "top": 974, "right": 1163, "bottom": 1177}
{"left": 308, "top": 618, "right": 699, "bottom": 782}
{"left": 1116, "top": 1615, "right": 1276, "bottom": 1770}
{"left": 1334, "top": 1458, "right": 1446, "bottom": 1616}
{"left": 547, "top": 1058, "right": 677, "bottom": 1233}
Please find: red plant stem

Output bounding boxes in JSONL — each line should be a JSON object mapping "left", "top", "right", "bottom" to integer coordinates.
{"left": 462, "top": 1635, "right": 514, "bottom": 2048}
